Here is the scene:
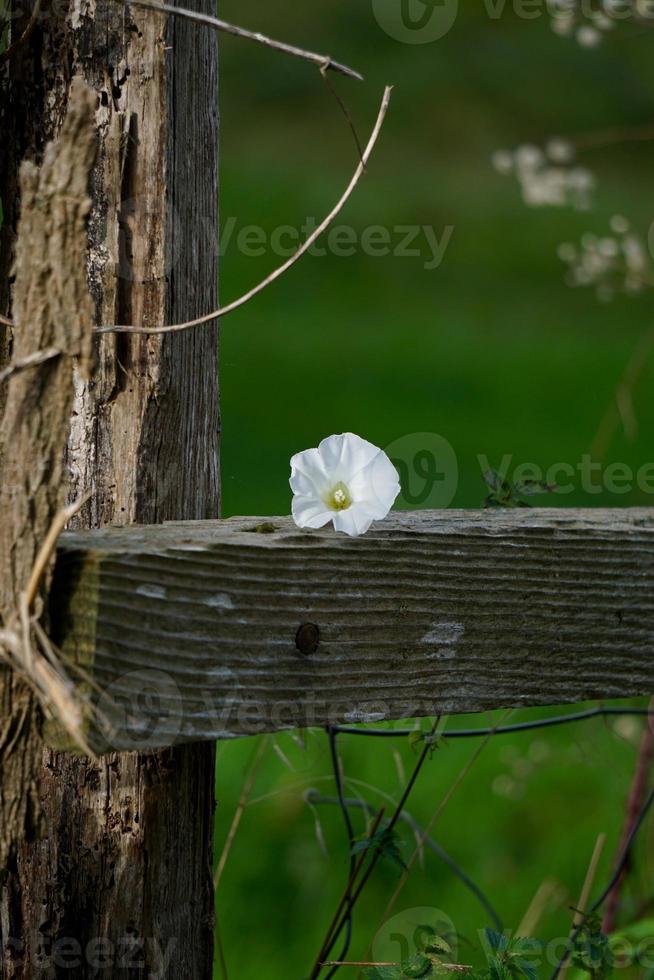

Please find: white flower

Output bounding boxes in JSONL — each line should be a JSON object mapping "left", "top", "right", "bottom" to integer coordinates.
{"left": 514, "top": 144, "right": 544, "bottom": 172}
{"left": 610, "top": 214, "right": 629, "bottom": 235}
{"left": 289, "top": 432, "right": 400, "bottom": 537}
{"left": 577, "top": 24, "right": 601, "bottom": 47}
{"left": 546, "top": 138, "right": 574, "bottom": 164}
{"left": 491, "top": 150, "right": 513, "bottom": 175}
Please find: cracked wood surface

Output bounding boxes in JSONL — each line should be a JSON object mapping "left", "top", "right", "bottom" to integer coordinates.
{"left": 0, "top": 78, "right": 96, "bottom": 954}
{"left": 49, "top": 508, "right": 654, "bottom": 750}
{"left": 0, "top": 0, "right": 219, "bottom": 975}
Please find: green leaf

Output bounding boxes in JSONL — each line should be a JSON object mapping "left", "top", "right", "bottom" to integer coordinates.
{"left": 379, "top": 835, "right": 408, "bottom": 871}
{"left": 424, "top": 935, "right": 453, "bottom": 957}
{"left": 408, "top": 730, "right": 426, "bottom": 753}
{"left": 510, "top": 938, "right": 542, "bottom": 956}
{"left": 513, "top": 958, "right": 538, "bottom": 980}
{"left": 409, "top": 730, "right": 445, "bottom": 758}
{"left": 483, "top": 470, "right": 511, "bottom": 493}
{"left": 515, "top": 480, "right": 557, "bottom": 497}
{"left": 571, "top": 916, "right": 614, "bottom": 980}
{"left": 611, "top": 917, "right": 654, "bottom": 944}
{"left": 485, "top": 929, "right": 510, "bottom": 954}
{"left": 488, "top": 956, "right": 513, "bottom": 980}
{"left": 351, "top": 827, "right": 407, "bottom": 871}
{"left": 401, "top": 953, "right": 433, "bottom": 978}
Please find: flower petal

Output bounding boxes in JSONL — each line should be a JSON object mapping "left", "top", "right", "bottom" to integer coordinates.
{"left": 290, "top": 447, "right": 330, "bottom": 496}
{"left": 349, "top": 452, "right": 401, "bottom": 519}
{"left": 331, "top": 504, "right": 375, "bottom": 537}
{"left": 289, "top": 468, "right": 320, "bottom": 498}
{"left": 317, "top": 433, "right": 381, "bottom": 483}
{"left": 292, "top": 494, "right": 333, "bottom": 529}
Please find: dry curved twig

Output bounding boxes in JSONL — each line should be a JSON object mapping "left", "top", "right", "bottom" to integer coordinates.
{"left": 0, "top": 346, "right": 61, "bottom": 385}
{"left": 96, "top": 85, "right": 393, "bottom": 337}
{"left": 0, "top": 492, "right": 97, "bottom": 758}
{"left": 0, "top": 0, "right": 42, "bottom": 67}
{"left": 117, "top": 0, "right": 363, "bottom": 81}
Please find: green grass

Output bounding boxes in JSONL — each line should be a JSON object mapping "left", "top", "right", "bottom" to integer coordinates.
{"left": 213, "top": 2, "right": 654, "bottom": 975}
{"left": 214, "top": 703, "right": 652, "bottom": 978}
{"left": 220, "top": 164, "right": 654, "bottom": 516}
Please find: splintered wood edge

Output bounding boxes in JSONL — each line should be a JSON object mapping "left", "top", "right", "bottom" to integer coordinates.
{"left": 48, "top": 509, "right": 654, "bottom": 752}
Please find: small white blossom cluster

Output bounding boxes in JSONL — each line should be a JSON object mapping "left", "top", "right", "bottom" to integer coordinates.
{"left": 492, "top": 141, "right": 594, "bottom": 210}
{"left": 549, "top": 0, "right": 615, "bottom": 47}
{"left": 557, "top": 215, "right": 653, "bottom": 301}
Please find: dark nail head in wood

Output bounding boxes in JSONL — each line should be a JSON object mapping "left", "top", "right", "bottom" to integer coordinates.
{"left": 296, "top": 622, "right": 320, "bottom": 656}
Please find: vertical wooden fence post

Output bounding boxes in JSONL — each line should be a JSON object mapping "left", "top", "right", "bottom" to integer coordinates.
{"left": 0, "top": 1, "right": 220, "bottom": 976}
{"left": 0, "top": 81, "right": 96, "bottom": 967}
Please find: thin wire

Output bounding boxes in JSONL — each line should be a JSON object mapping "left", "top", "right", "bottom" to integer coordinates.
{"left": 115, "top": 0, "right": 363, "bottom": 80}
{"left": 333, "top": 706, "right": 654, "bottom": 741}
{"left": 313, "top": 706, "right": 651, "bottom": 978}
{"left": 306, "top": 790, "right": 502, "bottom": 931}
{"left": 319, "top": 718, "right": 442, "bottom": 979}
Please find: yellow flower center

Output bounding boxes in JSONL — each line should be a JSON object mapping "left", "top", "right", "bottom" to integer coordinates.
{"left": 325, "top": 481, "right": 352, "bottom": 511}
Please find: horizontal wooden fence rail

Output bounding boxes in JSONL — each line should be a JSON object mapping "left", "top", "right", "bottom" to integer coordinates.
{"left": 48, "top": 509, "right": 654, "bottom": 752}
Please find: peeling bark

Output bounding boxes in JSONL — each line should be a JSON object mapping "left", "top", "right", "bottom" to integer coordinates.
{"left": 0, "top": 77, "right": 97, "bottom": 968}
{"left": 1, "top": 0, "right": 219, "bottom": 975}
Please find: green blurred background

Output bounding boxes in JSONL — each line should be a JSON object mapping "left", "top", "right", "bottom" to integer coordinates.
{"left": 214, "top": 2, "right": 654, "bottom": 976}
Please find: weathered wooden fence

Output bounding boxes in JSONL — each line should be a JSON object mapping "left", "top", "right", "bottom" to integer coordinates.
{"left": 1, "top": 1, "right": 653, "bottom": 977}
{"left": 48, "top": 508, "right": 654, "bottom": 753}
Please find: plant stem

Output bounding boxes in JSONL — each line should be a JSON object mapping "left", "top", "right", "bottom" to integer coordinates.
{"left": 311, "top": 719, "right": 442, "bottom": 979}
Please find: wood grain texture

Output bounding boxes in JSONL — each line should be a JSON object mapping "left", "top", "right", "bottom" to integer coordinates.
{"left": 49, "top": 508, "right": 654, "bottom": 750}
{"left": 0, "top": 79, "right": 96, "bottom": 864}
{"left": 0, "top": 0, "right": 219, "bottom": 976}
{"left": 63, "top": 0, "right": 221, "bottom": 528}
{"left": 35, "top": 4, "right": 219, "bottom": 973}
{"left": 0, "top": 81, "right": 96, "bottom": 965}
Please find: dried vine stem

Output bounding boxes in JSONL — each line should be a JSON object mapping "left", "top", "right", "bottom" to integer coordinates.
{"left": 368, "top": 723, "right": 502, "bottom": 968}
{"left": 310, "top": 719, "right": 442, "bottom": 980}
{"left": 0, "top": 0, "right": 42, "bottom": 66}
{"left": 214, "top": 735, "right": 270, "bottom": 891}
{"left": 589, "top": 323, "right": 654, "bottom": 462}
{"left": 96, "top": 85, "right": 393, "bottom": 336}
{"left": 0, "top": 346, "right": 61, "bottom": 385}
{"left": 602, "top": 723, "right": 654, "bottom": 932}
{"left": 320, "top": 63, "right": 365, "bottom": 165}
{"left": 311, "top": 808, "right": 387, "bottom": 979}
{"left": 0, "top": 61, "right": 375, "bottom": 341}
{"left": 305, "top": 790, "right": 502, "bottom": 930}
{"left": 116, "top": 0, "right": 363, "bottom": 80}
{"left": 1, "top": 493, "right": 97, "bottom": 758}
{"left": 558, "top": 833, "right": 607, "bottom": 980}
{"left": 550, "top": 783, "right": 654, "bottom": 980}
